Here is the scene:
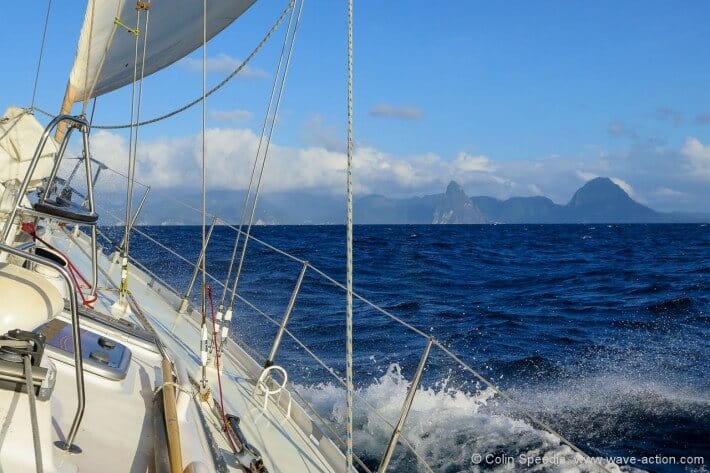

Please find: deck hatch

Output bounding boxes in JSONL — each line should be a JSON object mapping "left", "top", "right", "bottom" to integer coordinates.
{"left": 35, "top": 318, "right": 131, "bottom": 380}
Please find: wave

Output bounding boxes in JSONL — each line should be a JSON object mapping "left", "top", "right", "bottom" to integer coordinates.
{"left": 647, "top": 296, "right": 693, "bottom": 314}
{"left": 291, "top": 364, "right": 710, "bottom": 472}
{"left": 386, "top": 300, "right": 422, "bottom": 311}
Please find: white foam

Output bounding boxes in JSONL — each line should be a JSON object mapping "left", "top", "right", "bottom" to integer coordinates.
{"left": 293, "top": 364, "right": 632, "bottom": 472}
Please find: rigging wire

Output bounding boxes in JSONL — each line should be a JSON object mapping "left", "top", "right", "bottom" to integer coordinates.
{"left": 90, "top": 1, "right": 294, "bottom": 130}
{"left": 118, "top": 8, "right": 142, "bottom": 298}
{"left": 226, "top": 0, "right": 304, "bottom": 318}
{"left": 344, "top": 0, "right": 355, "bottom": 469}
{"left": 218, "top": 0, "right": 297, "bottom": 310}
{"left": 214, "top": 1, "right": 298, "bottom": 351}
{"left": 30, "top": 0, "right": 52, "bottom": 112}
{"left": 119, "top": 4, "right": 151, "bottom": 300}
{"left": 199, "top": 0, "right": 209, "bottom": 393}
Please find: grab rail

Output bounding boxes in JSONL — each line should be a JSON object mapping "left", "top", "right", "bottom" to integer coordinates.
{"left": 1, "top": 114, "right": 99, "bottom": 299}
{"left": 0, "top": 242, "right": 86, "bottom": 453}
{"left": 1, "top": 115, "right": 87, "bottom": 244}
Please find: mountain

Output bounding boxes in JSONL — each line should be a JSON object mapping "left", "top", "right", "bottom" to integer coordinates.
{"left": 471, "top": 177, "right": 664, "bottom": 224}
{"left": 563, "top": 177, "right": 658, "bottom": 223}
{"left": 355, "top": 194, "right": 439, "bottom": 224}
{"left": 106, "top": 178, "right": 708, "bottom": 225}
{"left": 433, "top": 181, "right": 485, "bottom": 224}
{"left": 473, "top": 195, "right": 561, "bottom": 223}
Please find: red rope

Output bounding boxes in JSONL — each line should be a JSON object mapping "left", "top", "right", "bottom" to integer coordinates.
{"left": 22, "top": 222, "right": 97, "bottom": 308}
{"left": 207, "top": 285, "right": 238, "bottom": 451}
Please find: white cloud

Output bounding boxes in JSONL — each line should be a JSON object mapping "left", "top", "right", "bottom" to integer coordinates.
{"left": 181, "top": 53, "right": 268, "bottom": 79}
{"left": 209, "top": 109, "right": 253, "bottom": 123}
{"left": 575, "top": 170, "right": 598, "bottom": 182}
{"left": 302, "top": 114, "right": 345, "bottom": 153}
{"left": 452, "top": 152, "right": 495, "bottom": 173}
{"left": 681, "top": 137, "right": 710, "bottom": 179}
{"left": 654, "top": 187, "right": 687, "bottom": 198}
{"left": 610, "top": 177, "right": 635, "bottom": 197}
{"left": 527, "top": 184, "right": 542, "bottom": 195}
{"left": 89, "top": 128, "right": 504, "bottom": 196}
{"left": 85, "top": 126, "right": 709, "bottom": 212}
{"left": 575, "top": 170, "right": 635, "bottom": 197}
{"left": 369, "top": 103, "right": 422, "bottom": 121}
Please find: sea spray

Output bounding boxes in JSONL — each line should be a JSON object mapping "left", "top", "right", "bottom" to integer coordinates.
{"left": 294, "top": 364, "right": 630, "bottom": 472}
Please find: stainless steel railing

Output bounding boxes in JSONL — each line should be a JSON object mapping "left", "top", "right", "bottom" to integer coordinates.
{"left": 0, "top": 242, "right": 86, "bottom": 453}
{"left": 1, "top": 114, "right": 99, "bottom": 297}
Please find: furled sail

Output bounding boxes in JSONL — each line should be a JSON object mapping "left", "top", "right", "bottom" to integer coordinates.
{"left": 65, "top": 0, "right": 256, "bottom": 106}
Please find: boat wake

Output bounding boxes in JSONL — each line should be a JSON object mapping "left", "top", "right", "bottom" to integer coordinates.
{"left": 294, "top": 364, "right": 709, "bottom": 472}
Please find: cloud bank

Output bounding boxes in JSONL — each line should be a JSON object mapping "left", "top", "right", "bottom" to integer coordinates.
{"left": 88, "top": 127, "right": 710, "bottom": 213}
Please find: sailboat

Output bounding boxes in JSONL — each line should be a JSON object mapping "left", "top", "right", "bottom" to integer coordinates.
{"left": 0, "top": 1, "right": 621, "bottom": 472}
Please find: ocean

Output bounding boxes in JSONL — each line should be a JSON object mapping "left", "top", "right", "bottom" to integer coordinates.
{"left": 108, "top": 224, "right": 709, "bottom": 472}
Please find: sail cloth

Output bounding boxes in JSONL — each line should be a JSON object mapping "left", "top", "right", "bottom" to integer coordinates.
{"left": 67, "top": 0, "right": 256, "bottom": 105}
{"left": 0, "top": 107, "right": 58, "bottom": 188}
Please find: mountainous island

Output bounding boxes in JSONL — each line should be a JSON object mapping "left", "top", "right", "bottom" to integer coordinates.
{"left": 119, "top": 177, "right": 708, "bottom": 225}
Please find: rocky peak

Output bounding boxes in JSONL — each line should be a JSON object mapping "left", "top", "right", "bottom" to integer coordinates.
{"left": 432, "top": 181, "right": 485, "bottom": 224}
{"left": 568, "top": 177, "right": 632, "bottom": 207}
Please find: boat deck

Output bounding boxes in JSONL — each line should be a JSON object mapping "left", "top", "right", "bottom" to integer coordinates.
{"left": 45, "top": 225, "right": 341, "bottom": 472}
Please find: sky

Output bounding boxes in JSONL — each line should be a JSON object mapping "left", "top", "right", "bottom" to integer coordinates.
{"left": 1, "top": 1, "right": 709, "bottom": 213}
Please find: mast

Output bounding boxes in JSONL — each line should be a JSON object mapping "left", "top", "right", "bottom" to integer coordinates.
{"left": 54, "top": 82, "right": 77, "bottom": 142}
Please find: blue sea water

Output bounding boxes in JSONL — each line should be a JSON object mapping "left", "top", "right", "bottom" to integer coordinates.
{"left": 115, "top": 224, "right": 709, "bottom": 472}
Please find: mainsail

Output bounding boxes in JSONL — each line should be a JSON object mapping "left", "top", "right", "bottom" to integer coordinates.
{"left": 64, "top": 0, "right": 256, "bottom": 108}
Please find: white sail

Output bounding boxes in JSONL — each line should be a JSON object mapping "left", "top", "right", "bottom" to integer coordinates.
{"left": 67, "top": 0, "right": 256, "bottom": 105}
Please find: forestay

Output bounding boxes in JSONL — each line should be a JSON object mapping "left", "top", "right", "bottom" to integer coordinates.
{"left": 67, "top": 0, "right": 256, "bottom": 104}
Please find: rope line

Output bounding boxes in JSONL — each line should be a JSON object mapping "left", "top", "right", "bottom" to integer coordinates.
{"left": 218, "top": 0, "right": 297, "bottom": 310}
{"left": 227, "top": 0, "right": 302, "bottom": 309}
{"left": 207, "top": 285, "right": 240, "bottom": 452}
{"left": 344, "top": 0, "right": 355, "bottom": 468}
{"left": 120, "top": 6, "right": 151, "bottom": 298}
{"left": 222, "top": 0, "right": 303, "bottom": 355}
{"left": 22, "top": 223, "right": 96, "bottom": 308}
{"left": 89, "top": 2, "right": 294, "bottom": 130}
{"left": 30, "top": 0, "right": 52, "bottom": 111}
{"left": 199, "top": 0, "right": 209, "bottom": 392}
{"left": 114, "top": 16, "right": 140, "bottom": 36}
